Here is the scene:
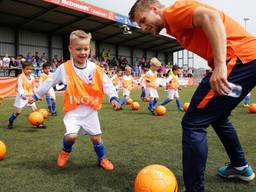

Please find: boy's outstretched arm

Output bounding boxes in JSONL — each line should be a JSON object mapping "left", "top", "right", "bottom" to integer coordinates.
{"left": 29, "top": 66, "right": 65, "bottom": 104}
{"left": 103, "top": 73, "right": 121, "bottom": 111}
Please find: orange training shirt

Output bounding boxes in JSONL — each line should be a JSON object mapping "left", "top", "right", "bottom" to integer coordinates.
{"left": 63, "top": 60, "right": 104, "bottom": 112}
{"left": 19, "top": 73, "right": 34, "bottom": 96}
{"left": 163, "top": 0, "right": 256, "bottom": 68}
{"left": 145, "top": 73, "right": 157, "bottom": 88}
{"left": 167, "top": 74, "right": 179, "bottom": 90}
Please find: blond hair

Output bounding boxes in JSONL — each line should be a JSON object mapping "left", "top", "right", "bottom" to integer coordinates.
{"left": 129, "top": 0, "right": 163, "bottom": 22}
{"left": 150, "top": 57, "right": 161, "bottom": 67}
{"left": 69, "top": 30, "right": 92, "bottom": 44}
{"left": 125, "top": 65, "right": 132, "bottom": 71}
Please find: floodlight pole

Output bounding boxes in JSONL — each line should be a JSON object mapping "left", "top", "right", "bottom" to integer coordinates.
{"left": 243, "top": 17, "right": 250, "bottom": 31}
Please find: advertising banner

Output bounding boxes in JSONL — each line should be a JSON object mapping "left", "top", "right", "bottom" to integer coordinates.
{"left": 44, "top": 0, "right": 116, "bottom": 21}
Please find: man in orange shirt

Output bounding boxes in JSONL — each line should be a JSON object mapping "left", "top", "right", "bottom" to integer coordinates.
{"left": 129, "top": 0, "right": 256, "bottom": 191}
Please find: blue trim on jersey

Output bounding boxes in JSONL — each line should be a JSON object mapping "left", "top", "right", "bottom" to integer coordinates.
{"left": 73, "top": 61, "right": 87, "bottom": 69}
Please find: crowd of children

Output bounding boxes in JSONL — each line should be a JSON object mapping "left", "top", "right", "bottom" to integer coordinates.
{"left": 6, "top": 38, "right": 191, "bottom": 132}
{"left": 4, "top": 29, "right": 190, "bottom": 171}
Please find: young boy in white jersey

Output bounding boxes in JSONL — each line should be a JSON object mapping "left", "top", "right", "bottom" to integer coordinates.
{"left": 30, "top": 30, "right": 121, "bottom": 171}
{"left": 120, "top": 66, "right": 134, "bottom": 106}
{"left": 39, "top": 62, "right": 57, "bottom": 116}
{"left": 7, "top": 61, "right": 46, "bottom": 129}
{"left": 160, "top": 65, "right": 183, "bottom": 111}
{"left": 145, "top": 57, "right": 161, "bottom": 114}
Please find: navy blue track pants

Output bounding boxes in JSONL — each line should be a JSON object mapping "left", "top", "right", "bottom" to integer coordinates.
{"left": 182, "top": 59, "right": 256, "bottom": 192}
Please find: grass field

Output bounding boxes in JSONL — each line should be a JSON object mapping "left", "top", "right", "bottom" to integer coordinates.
{"left": 0, "top": 87, "right": 256, "bottom": 192}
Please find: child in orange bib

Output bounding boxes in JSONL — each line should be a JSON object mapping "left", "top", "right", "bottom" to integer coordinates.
{"left": 160, "top": 65, "right": 183, "bottom": 112}
{"left": 145, "top": 57, "right": 161, "bottom": 114}
{"left": 8, "top": 61, "right": 46, "bottom": 129}
{"left": 120, "top": 66, "right": 134, "bottom": 106}
{"left": 31, "top": 30, "right": 121, "bottom": 171}
{"left": 38, "top": 62, "right": 57, "bottom": 116}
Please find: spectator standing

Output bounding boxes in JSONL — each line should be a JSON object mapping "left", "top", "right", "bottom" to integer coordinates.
{"left": 3, "top": 54, "right": 10, "bottom": 69}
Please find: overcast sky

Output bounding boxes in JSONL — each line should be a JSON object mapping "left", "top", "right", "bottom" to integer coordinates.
{"left": 84, "top": 0, "right": 255, "bottom": 34}
{"left": 83, "top": 0, "right": 256, "bottom": 68}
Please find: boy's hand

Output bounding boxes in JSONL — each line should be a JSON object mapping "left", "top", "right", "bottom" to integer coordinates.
{"left": 28, "top": 97, "right": 35, "bottom": 104}
{"left": 111, "top": 100, "right": 121, "bottom": 111}
{"left": 21, "top": 94, "right": 27, "bottom": 100}
{"left": 28, "top": 95, "right": 39, "bottom": 104}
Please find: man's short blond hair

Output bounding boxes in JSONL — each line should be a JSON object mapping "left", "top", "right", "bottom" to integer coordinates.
{"left": 129, "top": 0, "right": 163, "bottom": 22}
{"left": 69, "top": 30, "right": 92, "bottom": 44}
{"left": 150, "top": 57, "right": 161, "bottom": 67}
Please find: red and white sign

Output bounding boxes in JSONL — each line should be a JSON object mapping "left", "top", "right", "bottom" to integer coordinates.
{"left": 44, "top": 0, "right": 116, "bottom": 21}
